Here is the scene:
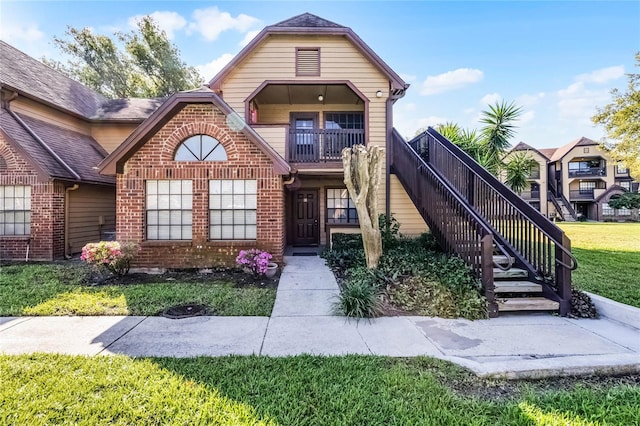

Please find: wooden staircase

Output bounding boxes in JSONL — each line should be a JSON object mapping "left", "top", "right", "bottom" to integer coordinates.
{"left": 390, "top": 128, "right": 577, "bottom": 317}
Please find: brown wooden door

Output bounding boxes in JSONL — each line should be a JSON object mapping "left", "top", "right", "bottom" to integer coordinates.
{"left": 292, "top": 190, "right": 319, "bottom": 245}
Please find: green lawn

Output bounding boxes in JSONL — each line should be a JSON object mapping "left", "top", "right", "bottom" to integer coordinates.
{"left": 1, "top": 354, "right": 637, "bottom": 425}
{"left": 558, "top": 222, "right": 640, "bottom": 308}
{"left": 0, "top": 264, "right": 275, "bottom": 316}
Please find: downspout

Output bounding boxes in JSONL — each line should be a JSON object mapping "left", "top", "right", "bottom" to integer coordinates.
{"left": 64, "top": 184, "right": 80, "bottom": 259}
{"left": 385, "top": 93, "right": 392, "bottom": 218}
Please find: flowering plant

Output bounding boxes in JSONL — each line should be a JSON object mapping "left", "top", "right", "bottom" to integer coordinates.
{"left": 81, "top": 241, "right": 139, "bottom": 276}
{"left": 235, "top": 249, "right": 273, "bottom": 275}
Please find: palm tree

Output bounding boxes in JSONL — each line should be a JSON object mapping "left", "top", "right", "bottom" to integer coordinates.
{"left": 504, "top": 151, "right": 538, "bottom": 193}
{"left": 480, "top": 101, "right": 523, "bottom": 174}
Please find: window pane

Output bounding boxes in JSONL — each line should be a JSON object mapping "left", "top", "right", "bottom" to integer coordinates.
{"left": 221, "top": 180, "right": 233, "bottom": 194}
{"left": 233, "top": 180, "right": 245, "bottom": 193}
{"left": 158, "top": 226, "right": 171, "bottom": 240}
{"left": 170, "top": 180, "right": 182, "bottom": 194}
{"left": 234, "top": 225, "right": 245, "bottom": 239}
{"left": 221, "top": 225, "right": 233, "bottom": 239}
{"left": 147, "top": 195, "right": 157, "bottom": 209}
{"left": 210, "top": 180, "right": 221, "bottom": 194}
{"left": 182, "top": 211, "right": 192, "bottom": 225}
{"left": 157, "top": 181, "right": 170, "bottom": 194}
{"left": 245, "top": 180, "right": 257, "bottom": 194}
{"left": 210, "top": 225, "right": 222, "bottom": 240}
{"left": 221, "top": 195, "right": 233, "bottom": 209}
{"left": 233, "top": 210, "right": 246, "bottom": 224}
{"left": 245, "top": 194, "right": 257, "bottom": 209}
{"left": 158, "top": 210, "right": 170, "bottom": 225}
{"left": 158, "top": 195, "right": 170, "bottom": 209}
{"left": 210, "top": 195, "right": 221, "bottom": 209}
{"left": 246, "top": 225, "right": 257, "bottom": 239}
{"left": 233, "top": 194, "right": 245, "bottom": 208}
{"left": 147, "top": 211, "right": 158, "bottom": 225}
{"left": 246, "top": 210, "right": 257, "bottom": 224}
{"left": 182, "top": 195, "right": 192, "bottom": 209}
{"left": 221, "top": 210, "right": 233, "bottom": 224}
{"left": 169, "top": 226, "right": 182, "bottom": 240}
{"left": 170, "top": 210, "right": 182, "bottom": 224}
{"left": 210, "top": 210, "right": 221, "bottom": 224}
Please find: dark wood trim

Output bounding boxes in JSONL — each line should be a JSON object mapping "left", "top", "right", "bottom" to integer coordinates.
{"left": 287, "top": 187, "right": 321, "bottom": 246}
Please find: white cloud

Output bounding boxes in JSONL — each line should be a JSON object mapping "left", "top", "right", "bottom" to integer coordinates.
{"left": 520, "top": 110, "right": 535, "bottom": 125}
{"left": 128, "top": 11, "right": 187, "bottom": 40}
{"left": 239, "top": 30, "right": 260, "bottom": 47}
{"left": 556, "top": 81, "right": 609, "bottom": 122}
{"left": 576, "top": 65, "right": 625, "bottom": 84}
{"left": 196, "top": 53, "right": 235, "bottom": 80}
{"left": 0, "top": 22, "right": 44, "bottom": 43}
{"left": 188, "top": 6, "right": 259, "bottom": 41}
{"left": 399, "top": 73, "right": 417, "bottom": 83}
{"left": 480, "top": 92, "right": 501, "bottom": 105}
{"left": 420, "top": 68, "right": 484, "bottom": 95}
{"left": 417, "top": 116, "right": 449, "bottom": 128}
{"left": 516, "top": 92, "right": 545, "bottom": 107}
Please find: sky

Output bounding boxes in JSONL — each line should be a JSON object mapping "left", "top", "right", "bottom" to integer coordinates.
{"left": 1, "top": 0, "right": 638, "bottom": 149}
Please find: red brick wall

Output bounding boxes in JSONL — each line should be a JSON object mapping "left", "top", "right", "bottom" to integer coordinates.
{"left": 117, "top": 104, "right": 285, "bottom": 269}
{"left": 0, "top": 135, "right": 65, "bottom": 260}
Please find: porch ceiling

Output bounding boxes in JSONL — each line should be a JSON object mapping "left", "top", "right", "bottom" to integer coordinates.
{"left": 252, "top": 84, "right": 362, "bottom": 105}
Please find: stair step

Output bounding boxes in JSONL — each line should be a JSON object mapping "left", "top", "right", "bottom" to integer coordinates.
{"left": 494, "top": 281, "right": 542, "bottom": 293}
{"left": 493, "top": 268, "right": 528, "bottom": 279}
{"left": 492, "top": 255, "right": 515, "bottom": 265}
{"left": 497, "top": 297, "right": 560, "bottom": 312}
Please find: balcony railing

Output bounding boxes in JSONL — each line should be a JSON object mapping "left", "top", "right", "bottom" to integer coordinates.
{"left": 520, "top": 190, "right": 540, "bottom": 200}
{"left": 528, "top": 169, "right": 541, "bottom": 179}
{"left": 568, "top": 167, "right": 606, "bottom": 178}
{"left": 569, "top": 190, "right": 594, "bottom": 200}
{"left": 288, "top": 129, "right": 365, "bottom": 163}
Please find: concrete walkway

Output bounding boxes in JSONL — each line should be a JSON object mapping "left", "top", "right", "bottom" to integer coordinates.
{"left": 1, "top": 255, "right": 639, "bottom": 379}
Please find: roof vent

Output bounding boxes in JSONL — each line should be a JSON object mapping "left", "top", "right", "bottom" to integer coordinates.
{"left": 296, "top": 48, "right": 320, "bottom": 76}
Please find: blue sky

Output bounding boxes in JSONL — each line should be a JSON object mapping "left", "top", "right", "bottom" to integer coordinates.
{"left": 1, "top": 1, "right": 638, "bottom": 149}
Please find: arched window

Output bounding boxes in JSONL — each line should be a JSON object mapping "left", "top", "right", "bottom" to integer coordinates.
{"left": 174, "top": 134, "right": 227, "bottom": 161}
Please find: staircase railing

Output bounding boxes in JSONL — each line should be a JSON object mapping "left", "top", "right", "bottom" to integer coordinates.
{"left": 559, "top": 193, "right": 578, "bottom": 220}
{"left": 547, "top": 191, "right": 566, "bottom": 221}
{"left": 401, "top": 128, "right": 576, "bottom": 315}
{"left": 391, "top": 129, "right": 502, "bottom": 316}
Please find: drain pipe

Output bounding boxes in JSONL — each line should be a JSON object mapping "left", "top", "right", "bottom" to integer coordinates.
{"left": 65, "top": 184, "right": 79, "bottom": 259}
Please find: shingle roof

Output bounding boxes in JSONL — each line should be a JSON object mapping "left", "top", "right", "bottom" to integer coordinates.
{"left": 539, "top": 148, "right": 557, "bottom": 159}
{"left": 92, "top": 97, "right": 166, "bottom": 120}
{"left": 272, "top": 13, "right": 345, "bottom": 28}
{"left": 0, "top": 40, "right": 161, "bottom": 121}
{"left": 510, "top": 141, "right": 551, "bottom": 160}
{"left": 0, "top": 108, "right": 114, "bottom": 184}
{"left": 0, "top": 40, "right": 107, "bottom": 118}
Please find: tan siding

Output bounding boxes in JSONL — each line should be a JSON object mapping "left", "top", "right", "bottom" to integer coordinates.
{"left": 560, "top": 145, "right": 614, "bottom": 197}
{"left": 254, "top": 126, "right": 287, "bottom": 158}
{"left": 91, "top": 123, "right": 138, "bottom": 153}
{"left": 389, "top": 175, "right": 428, "bottom": 236}
{"left": 220, "top": 35, "right": 389, "bottom": 149}
{"left": 10, "top": 98, "right": 91, "bottom": 134}
{"left": 68, "top": 185, "right": 116, "bottom": 254}
{"left": 259, "top": 103, "right": 364, "bottom": 125}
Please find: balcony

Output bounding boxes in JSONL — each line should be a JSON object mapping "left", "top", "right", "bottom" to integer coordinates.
{"left": 568, "top": 167, "right": 606, "bottom": 178}
{"left": 520, "top": 190, "right": 540, "bottom": 200}
{"left": 569, "top": 190, "right": 594, "bottom": 200}
{"left": 288, "top": 129, "right": 365, "bottom": 163}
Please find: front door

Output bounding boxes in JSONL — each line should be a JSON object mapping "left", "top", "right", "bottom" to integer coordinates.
{"left": 292, "top": 190, "right": 319, "bottom": 245}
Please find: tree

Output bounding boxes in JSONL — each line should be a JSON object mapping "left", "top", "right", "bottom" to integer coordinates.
{"left": 504, "top": 151, "right": 538, "bottom": 193}
{"left": 479, "top": 101, "right": 523, "bottom": 174}
{"left": 342, "top": 145, "right": 383, "bottom": 269}
{"left": 46, "top": 16, "right": 202, "bottom": 98}
{"left": 592, "top": 52, "right": 640, "bottom": 180}
{"left": 608, "top": 192, "right": 640, "bottom": 210}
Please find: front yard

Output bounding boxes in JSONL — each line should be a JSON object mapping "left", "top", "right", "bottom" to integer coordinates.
{"left": 0, "top": 263, "right": 276, "bottom": 316}
{"left": 558, "top": 222, "right": 640, "bottom": 308}
{"left": 1, "top": 354, "right": 638, "bottom": 425}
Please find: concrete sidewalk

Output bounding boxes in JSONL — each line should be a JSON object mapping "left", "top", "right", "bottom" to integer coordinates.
{"left": 1, "top": 255, "right": 638, "bottom": 379}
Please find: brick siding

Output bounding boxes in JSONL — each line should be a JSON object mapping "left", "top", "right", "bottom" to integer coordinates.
{"left": 117, "top": 104, "right": 285, "bottom": 268}
{"left": 0, "top": 135, "right": 65, "bottom": 260}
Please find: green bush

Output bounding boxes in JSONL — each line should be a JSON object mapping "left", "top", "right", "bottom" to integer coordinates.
{"left": 331, "top": 233, "right": 363, "bottom": 251}
{"left": 333, "top": 279, "right": 382, "bottom": 318}
{"left": 379, "top": 213, "right": 400, "bottom": 249}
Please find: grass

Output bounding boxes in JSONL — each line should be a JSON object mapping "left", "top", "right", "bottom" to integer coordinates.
{"left": 558, "top": 222, "right": 640, "bottom": 308}
{"left": 0, "top": 264, "right": 275, "bottom": 316}
{"left": 1, "top": 354, "right": 638, "bottom": 425}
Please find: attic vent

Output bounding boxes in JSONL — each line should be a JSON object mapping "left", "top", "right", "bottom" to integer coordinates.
{"left": 296, "top": 48, "right": 320, "bottom": 76}
{"left": 0, "top": 155, "right": 7, "bottom": 171}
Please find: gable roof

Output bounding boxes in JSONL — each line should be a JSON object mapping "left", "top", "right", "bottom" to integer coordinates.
{"left": 0, "top": 108, "right": 114, "bottom": 184}
{"left": 550, "top": 136, "right": 598, "bottom": 162}
{"left": 0, "top": 40, "right": 107, "bottom": 118}
{"left": 510, "top": 141, "right": 551, "bottom": 160}
{"left": 0, "top": 40, "right": 161, "bottom": 122}
{"left": 208, "top": 13, "right": 408, "bottom": 97}
{"left": 539, "top": 148, "right": 557, "bottom": 159}
{"left": 99, "top": 88, "right": 291, "bottom": 176}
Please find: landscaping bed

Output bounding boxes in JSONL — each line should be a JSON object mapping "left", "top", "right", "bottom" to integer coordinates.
{"left": 0, "top": 262, "right": 277, "bottom": 316}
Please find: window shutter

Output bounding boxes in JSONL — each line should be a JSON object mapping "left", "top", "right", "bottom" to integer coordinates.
{"left": 296, "top": 48, "right": 320, "bottom": 76}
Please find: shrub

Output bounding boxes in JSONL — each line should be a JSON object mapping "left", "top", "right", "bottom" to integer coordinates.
{"left": 235, "top": 249, "right": 272, "bottom": 276}
{"left": 81, "top": 241, "right": 138, "bottom": 276}
{"left": 379, "top": 213, "right": 400, "bottom": 249}
{"left": 333, "top": 279, "right": 382, "bottom": 318}
{"left": 331, "top": 233, "right": 363, "bottom": 251}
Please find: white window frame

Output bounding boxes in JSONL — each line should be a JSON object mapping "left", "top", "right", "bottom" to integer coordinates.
{"left": 209, "top": 180, "right": 257, "bottom": 240}
{"left": 0, "top": 185, "right": 31, "bottom": 236}
{"left": 146, "top": 180, "right": 192, "bottom": 240}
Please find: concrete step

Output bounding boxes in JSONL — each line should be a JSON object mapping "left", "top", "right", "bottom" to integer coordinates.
{"left": 494, "top": 281, "right": 542, "bottom": 293}
{"left": 497, "top": 297, "right": 560, "bottom": 312}
{"left": 493, "top": 268, "right": 528, "bottom": 279}
{"left": 492, "top": 255, "right": 515, "bottom": 265}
